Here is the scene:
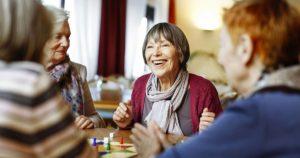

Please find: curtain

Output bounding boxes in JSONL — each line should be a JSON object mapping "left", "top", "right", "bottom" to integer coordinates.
{"left": 125, "top": 0, "right": 147, "bottom": 79}
{"left": 98, "top": 0, "right": 127, "bottom": 77}
{"left": 65, "top": 0, "right": 101, "bottom": 80}
{"left": 124, "top": 0, "right": 171, "bottom": 79}
{"left": 168, "top": 0, "right": 176, "bottom": 24}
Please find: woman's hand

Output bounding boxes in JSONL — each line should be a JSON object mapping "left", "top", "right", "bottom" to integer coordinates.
{"left": 75, "top": 115, "right": 94, "bottom": 129}
{"left": 130, "top": 122, "right": 171, "bottom": 158}
{"left": 113, "top": 100, "right": 133, "bottom": 128}
{"left": 199, "top": 108, "right": 215, "bottom": 132}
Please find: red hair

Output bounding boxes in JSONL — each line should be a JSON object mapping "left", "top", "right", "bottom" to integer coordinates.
{"left": 223, "top": 0, "right": 300, "bottom": 70}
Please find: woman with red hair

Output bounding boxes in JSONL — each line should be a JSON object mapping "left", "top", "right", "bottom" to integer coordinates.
{"left": 131, "top": 0, "right": 300, "bottom": 157}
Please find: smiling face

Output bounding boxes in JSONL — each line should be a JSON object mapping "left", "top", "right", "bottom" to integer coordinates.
{"left": 44, "top": 21, "right": 71, "bottom": 68}
{"left": 145, "top": 35, "right": 180, "bottom": 79}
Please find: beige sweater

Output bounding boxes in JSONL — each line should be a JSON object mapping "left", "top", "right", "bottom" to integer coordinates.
{"left": 71, "top": 62, "right": 106, "bottom": 128}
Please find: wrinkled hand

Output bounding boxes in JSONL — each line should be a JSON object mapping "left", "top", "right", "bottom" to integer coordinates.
{"left": 199, "top": 108, "right": 215, "bottom": 132}
{"left": 75, "top": 115, "right": 94, "bottom": 129}
{"left": 113, "top": 100, "right": 133, "bottom": 128}
{"left": 130, "top": 122, "right": 171, "bottom": 158}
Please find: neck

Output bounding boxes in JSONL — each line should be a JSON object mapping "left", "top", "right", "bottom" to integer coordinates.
{"left": 158, "top": 69, "right": 180, "bottom": 91}
{"left": 45, "top": 62, "right": 55, "bottom": 71}
{"left": 239, "top": 60, "right": 265, "bottom": 97}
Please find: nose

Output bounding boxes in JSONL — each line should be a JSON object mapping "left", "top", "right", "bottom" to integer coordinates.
{"left": 153, "top": 45, "right": 162, "bottom": 56}
{"left": 60, "top": 36, "right": 69, "bottom": 48}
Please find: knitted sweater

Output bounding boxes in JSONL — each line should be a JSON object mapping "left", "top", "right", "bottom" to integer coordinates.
{"left": 0, "top": 61, "right": 95, "bottom": 158}
{"left": 131, "top": 73, "right": 223, "bottom": 133}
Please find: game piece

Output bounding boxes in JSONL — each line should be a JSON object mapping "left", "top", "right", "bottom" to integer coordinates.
{"left": 107, "top": 138, "right": 111, "bottom": 151}
{"left": 120, "top": 137, "right": 124, "bottom": 145}
{"left": 104, "top": 137, "right": 110, "bottom": 151}
{"left": 109, "top": 132, "right": 114, "bottom": 141}
{"left": 92, "top": 138, "right": 97, "bottom": 147}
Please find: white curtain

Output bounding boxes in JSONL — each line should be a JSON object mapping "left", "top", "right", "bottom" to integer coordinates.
{"left": 65, "top": 0, "right": 102, "bottom": 81}
{"left": 125, "top": 0, "right": 170, "bottom": 80}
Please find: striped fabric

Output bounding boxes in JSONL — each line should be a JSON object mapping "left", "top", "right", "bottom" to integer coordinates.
{"left": 0, "top": 61, "right": 96, "bottom": 158}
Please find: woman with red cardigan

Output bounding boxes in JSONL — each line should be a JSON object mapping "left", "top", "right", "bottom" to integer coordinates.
{"left": 113, "top": 23, "right": 222, "bottom": 136}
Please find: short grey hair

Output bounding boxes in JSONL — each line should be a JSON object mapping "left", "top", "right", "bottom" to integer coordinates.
{"left": 142, "top": 23, "right": 190, "bottom": 70}
{"left": 45, "top": 5, "right": 69, "bottom": 24}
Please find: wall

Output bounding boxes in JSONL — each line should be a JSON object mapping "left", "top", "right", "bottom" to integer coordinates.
{"left": 176, "top": 0, "right": 300, "bottom": 83}
{"left": 176, "top": 0, "right": 300, "bottom": 55}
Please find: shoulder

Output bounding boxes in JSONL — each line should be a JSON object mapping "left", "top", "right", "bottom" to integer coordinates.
{"left": 226, "top": 91, "right": 285, "bottom": 120}
{"left": 188, "top": 73, "right": 217, "bottom": 92}
{"left": 70, "top": 61, "right": 87, "bottom": 80}
{"left": 248, "top": 89, "right": 300, "bottom": 115}
{"left": 133, "top": 73, "right": 151, "bottom": 88}
{"left": 131, "top": 74, "right": 151, "bottom": 99}
{"left": 0, "top": 61, "right": 54, "bottom": 97}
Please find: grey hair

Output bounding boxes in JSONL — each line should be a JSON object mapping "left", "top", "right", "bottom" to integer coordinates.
{"left": 142, "top": 23, "right": 190, "bottom": 70}
{"left": 45, "top": 5, "right": 69, "bottom": 24}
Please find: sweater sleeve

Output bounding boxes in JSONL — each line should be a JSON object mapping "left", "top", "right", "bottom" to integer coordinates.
{"left": 203, "top": 82, "right": 223, "bottom": 116}
{"left": 80, "top": 65, "right": 106, "bottom": 128}
{"left": 157, "top": 101, "right": 263, "bottom": 158}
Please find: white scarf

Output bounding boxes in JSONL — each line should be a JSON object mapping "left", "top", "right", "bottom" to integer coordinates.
{"left": 144, "top": 70, "right": 189, "bottom": 135}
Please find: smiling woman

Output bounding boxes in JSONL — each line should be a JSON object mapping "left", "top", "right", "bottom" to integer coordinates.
{"left": 113, "top": 23, "right": 223, "bottom": 136}
{"left": 43, "top": 6, "right": 106, "bottom": 129}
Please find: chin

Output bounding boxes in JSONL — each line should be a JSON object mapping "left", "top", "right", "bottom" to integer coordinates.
{"left": 152, "top": 70, "right": 166, "bottom": 78}
{"left": 53, "top": 57, "right": 66, "bottom": 65}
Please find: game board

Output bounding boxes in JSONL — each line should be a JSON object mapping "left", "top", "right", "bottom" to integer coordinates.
{"left": 99, "top": 141, "right": 137, "bottom": 158}
{"left": 89, "top": 137, "right": 138, "bottom": 158}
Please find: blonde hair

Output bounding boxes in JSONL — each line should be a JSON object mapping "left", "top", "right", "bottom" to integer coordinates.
{"left": 223, "top": 0, "right": 300, "bottom": 70}
{"left": 0, "top": 0, "right": 53, "bottom": 63}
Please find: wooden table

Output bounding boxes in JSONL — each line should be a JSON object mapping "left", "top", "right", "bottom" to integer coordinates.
{"left": 84, "top": 128, "right": 187, "bottom": 145}
{"left": 94, "top": 101, "right": 119, "bottom": 111}
{"left": 85, "top": 128, "right": 132, "bottom": 143}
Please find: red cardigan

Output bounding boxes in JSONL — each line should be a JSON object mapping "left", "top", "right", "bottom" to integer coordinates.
{"left": 131, "top": 73, "right": 223, "bottom": 133}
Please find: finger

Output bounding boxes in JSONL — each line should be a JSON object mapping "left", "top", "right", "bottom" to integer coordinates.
{"left": 130, "top": 135, "right": 141, "bottom": 148}
{"left": 199, "top": 125, "right": 207, "bottom": 132}
{"left": 80, "top": 119, "right": 92, "bottom": 129}
{"left": 200, "top": 124, "right": 209, "bottom": 129}
{"left": 119, "top": 103, "right": 128, "bottom": 111}
{"left": 75, "top": 115, "right": 84, "bottom": 123}
{"left": 150, "top": 121, "right": 164, "bottom": 133}
{"left": 203, "top": 108, "right": 208, "bottom": 112}
{"left": 134, "top": 123, "right": 149, "bottom": 136}
{"left": 120, "top": 103, "right": 130, "bottom": 118}
{"left": 117, "top": 106, "right": 128, "bottom": 117}
{"left": 113, "top": 112, "right": 122, "bottom": 121}
{"left": 200, "top": 116, "right": 214, "bottom": 122}
{"left": 158, "top": 132, "right": 171, "bottom": 149}
{"left": 131, "top": 128, "right": 143, "bottom": 142}
{"left": 201, "top": 112, "right": 215, "bottom": 117}
{"left": 76, "top": 117, "right": 87, "bottom": 127}
{"left": 200, "top": 121, "right": 212, "bottom": 127}
{"left": 132, "top": 125, "right": 148, "bottom": 141}
{"left": 86, "top": 122, "right": 94, "bottom": 129}
{"left": 115, "top": 108, "right": 126, "bottom": 119}
{"left": 150, "top": 124, "right": 171, "bottom": 149}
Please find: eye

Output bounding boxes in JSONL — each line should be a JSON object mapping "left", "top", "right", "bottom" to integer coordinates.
{"left": 146, "top": 45, "right": 153, "bottom": 49}
{"left": 161, "top": 43, "right": 170, "bottom": 47}
{"left": 55, "top": 35, "right": 62, "bottom": 40}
